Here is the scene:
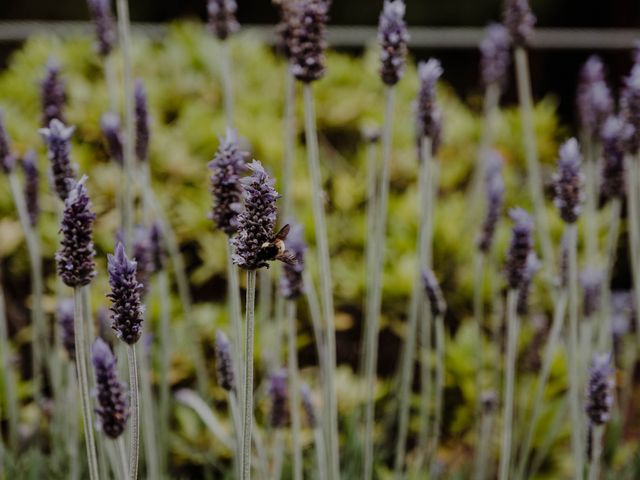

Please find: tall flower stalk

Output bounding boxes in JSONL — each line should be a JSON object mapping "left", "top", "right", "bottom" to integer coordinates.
{"left": 585, "top": 354, "right": 614, "bottom": 480}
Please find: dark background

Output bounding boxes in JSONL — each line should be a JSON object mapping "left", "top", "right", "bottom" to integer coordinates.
{"left": 1, "top": 0, "right": 640, "bottom": 127}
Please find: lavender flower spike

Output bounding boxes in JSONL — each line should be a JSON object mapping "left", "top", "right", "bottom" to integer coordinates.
{"left": 269, "top": 369, "right": 289, "bottom": 428}
{"left": 215, "top": 331, "right": 236, "bottom": 392}
{"left": 274, "top": 0, "right": 296, "bottom": 60}
{"left": 208, "top": 128, "right": 247, "bottom": 235}
{"left": 422, "top": 268, "right": 447, "bottom": 317}
{"left": 581, "top": 268, "right": 603, "bottom": 317}
{"left": 40, "top": 119, "right": 77, "bottom": 201}
{"left": 0, "top": 110, "right": 15, "bottom": 174}
{"left": 208, "top": 0, "right": 240, "bottom": 41}
{"left": 378, "top": 0, "right": 409, "bottom": 86}
{"left": 40, "top": 60, "right": 66, "bottom": 127}
{"left": 503, "top": 0, "right": 536, "bottom": 47}
{"left": 134, "top": 80, "right": 150, "bottom": 163}
{"left": 57, "top": 298, "right": 76, "bottom": 361}
{"left": 554, "top": 138, "right": 584, "bottom": 224}
{"left": 505, "top": 208, "right": 534, "bottom": 290}
{"left": 477, "top": 151, "right": 504, "bottom": 252}
{"left": 289, "top": 0, "right": 329, "bottom": 83}
{"left": 516, "top": 252, "right": 540, "bottom": 315}
{"left": 231, "top": 160, "right": 281, "bottom": 270}
{"left": 92, "top": 337, "right": 130, "bottom": 438}
{"left": 480, "top": 23, "right": 511, "bottom": 88}
{"left": 620, "top": 63, "right": 640, "bottom": 155}
{"left": 107, "top": 242, "right": 144, "bottom": 345}
{"left": 132, "top": 226, "right": 153, "bottom": 297}
{"left": 416, "top": 58, "right": 444, "bottom": 154}
{"left": 576, "top": 56, "right": 613, "bottom": 138}
{"left": 101, "top": 112, "right": 124, "bottom": 166}
{"left": 87, "top": 0, "right": 116, "bottom": 57}
{"left": 585, "top": 353, "right": 614, "bottom": 425}
{"left": 280, "top": 222, "right": 306, "bottom": 300}
{"left": 599, "top": 115, "right": 627, "bottom": 202}
{"left": 56, "top": 177, "right": 97, "bottom": 287}
{"left": 22, "top": 150, "right": 40, "bottom": 226}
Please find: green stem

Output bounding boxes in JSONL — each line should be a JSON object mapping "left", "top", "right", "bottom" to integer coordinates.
{"left": 104, "top": 53, "right": 119, "bottom": 113}
{"left": 514, "top": 46, "right": 555, "bottom": 279}
{"left": 282, "top": 66, "right": 295, "bottom": 221}
{"left": 416, "top": 302, "right": 432, "bottom": 472}
{"left": 304, "top": 270, "right": 327, "bottom": 385}
{"left": 229, "top": 391, "right": 243, "bottom": 479}
{"left": 127, "top": 344, "right": 140, "bottom": 479}
{"left": 599, "top": 198, "right": 621, "bottom": 352}
{"left": 220, "top": 40, "right": 235, "bottom": 128}
{"left": 157, "top": 270, "right": 171, "bottom": 472}
{"left": 241, "top": 270, "right": 257, "bottom": 480}
{"left": 474, "top": 406, "right": 495, "bottom": 480}
{"left": 227, "top": 241, "right": 244, "bottom": 404}
{"left": 588, "top": 425, "right": 604, "bottom": 480}
{"left": 303, "top": 84, "right": 339, "bottom": 480}
{"left": 139, "top": 335, "right": 160, "bottom": 479}
{"left": 287, "top": 301, "right": 303, "bottom": 480}
{"left": 74, "top": 286, "right": 100, "bottom": 480}
{"left": 0, "top": 269, "right": 18, "bottom": 451}
{"left": 117, "top": 436, "right": 130, "bottom": 479}
{"left": 428, "top": 313, "right": 445, "bottom": 478}
{"left": 313, "top": 425, "right": 328, "bottom": 480}
{"left": 498, "top": 289, "right": 519, "bottom": 480}
{"left": 472, "top": 251, "right": 485, "bottom": 465}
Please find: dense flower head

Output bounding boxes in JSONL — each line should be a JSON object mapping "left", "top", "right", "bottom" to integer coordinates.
{"left": 378, "top": 0, "right": 409, "bottom": 86}
{"left": 232, "top": 160, "right": 281, "bottom": 270}
{"left": 599, "top": 115, "right": 627, "bottom": 202}
{"left": 577, "top": 56, "right": 613, "bottom": 138}
{"left": 107, "top": 243, "right": 145, "bottom": 345}
{"left": 620, "top": 64, "right": 640, "bottom": 154}
{"left": 516, "top": 252, "right": 540, "bottom": 315}
{"left": 422, "top": 268, "right": 446, "bottom": 317}
{"left": 505, "top": 208, "right": 534, "bottom": 290}
{"left": 40, "top": 60, "right": 66, "bottom": 127}
{"left": 554, "top": 138, "right": 584, "bottom": 223}
{"left": 0, "top": 110, "right": 15, "bottom": 174}
{"left": 40, "top": 119, "right": 77, "bottom": 201}
{"left": 56, "top": 177, "right": 97, "bottom": 287}
{"left": 149, "top": 222, "right": 166, "bottom": 273}
{"left": 280, "top": 222, "right": 306, "bottom": 299}
{"left": 269, "top": 369, "right": 289, "bottom": 428}
{"left": 288, "top": 0, "right": 329, "bottom": 83}
{"left": 300, "top": 383, "right": 318, "bottom": 428}
{"left": 477, "top": 151, "right": 505, "bottom": 252}
{"left": 21, "top": 150, "right": 40, "bottom": 227}
{"left": 215, "top": 331, "right": 236, "bottom": 392}
{"left": 480, "top": 23, "right": 511, "bottom": 87}
{"left": 86, "top": 0, "right": 116, "bottom": 57}
{"left": 91, "top": 337, "right": 130, "bottom": 438}
{"left": 585, "top": 353, "right": 614, "bottom": 425}
{"left": 209, "top": 129, "right": 248, "bottom": 235}
{"left": 100, "top": 112, "right": 124, "bottom": 166}
{"left": 416, "top": 59, "right": 443, "bottom": 155}
{"left": 274, "top": 0, "right": 297, "bottom": 59}
{"left": 57, "top": 298, "right": 76, "bottom": 361}
{"left": 208, "top": 0, "right": 240, "bottom": 40}
{"left": 134, "top": 80, "right": 150, "bottom": 163}
{"left": 503, "top": 0, "right": 536, "bottom": 47}
{"left": 581, "top": 268, "right": 603, "bottom": 317}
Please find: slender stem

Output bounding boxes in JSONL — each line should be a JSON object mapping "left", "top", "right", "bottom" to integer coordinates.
{"left": 514, "top": 291, "right": 568, "bottom": 480}
{"left": 67, "top": 364, "right": 80, "bottom": 480}
{"left": 588, "top": 425, "right": 604, "bottom": 480}
{"left": 74, "top": 286, "right": 99, "bottom": 480}
{"left": 104, "top": 53, "right": 119, "bottom": 113}
{"left": 304, "top": 270, "right": 327, "bottom": 384}
{"left": 599, "top": 199, "right": 621, "bottom": 351}
{"left": 474, "top": 408, "right": 495, "bottom": 480}
{"left": 514, "top": 47, "right": 555, "bottom": 278}
{"left": 127, "top": 344, "right": 140, "bottom": 479}
{"left": 416, "top": 302, "right": 432, "bottom": 472}
{"left": 529, "top": 399, "right": 570, "bottom": 477}
{"left": 241, "top": 270, "right": 257, "bottom": 480}
{"left": 116, "top": 0, "right": 135, "bottom": 252}
{"left": 227, "top": 241, "right": 244, "bottom": 403}
{"left": 271, "top": 430, "right": 285, "bottom": 480}
{"left": 282, "top": 66, "right": 295, "bottom": 220}
{"left": 625, "top": 156, "right": 640, "bottom": 345}
{"left": 229, "top": 391, "right": 243, "bottom": 479}
{"left": 287, "top": 301, "right": 303, "bottom": 480}
{"left": 303, "top": 84, "right": 339, "bottom": 480}
{"left": 472, "top": 251, "right": 485, "bottom": 466}
{"left": 314, "top": 426, "right": 328, "bottom": 480}
{"left": 0, "top": 270, "right": 18, "bottom": 451}
{"left": 428, "top": 314, "right": 445, "bottom": 478}
{"left": 117, "top": 436, "right": 130, "bottom": 479}
{"left": 157, "top": 270, "right": 171, "bottom": 471}
{"left": 139, "top": 335, "right": 160, "bottom": 479}
{"left": 498, "top": 290, "right": 519, "bottom": 480}
{"left": 220, "top": 40, "right": 235, "bottom": 128}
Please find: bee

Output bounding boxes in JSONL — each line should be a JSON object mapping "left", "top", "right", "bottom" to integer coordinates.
{"left": 257, "top": 224, "right": 297, "bottom": 266}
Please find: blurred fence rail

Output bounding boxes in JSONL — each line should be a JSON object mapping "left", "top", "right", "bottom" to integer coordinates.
{"left": 0, "top": 22, "right": 638, "bottom": 49}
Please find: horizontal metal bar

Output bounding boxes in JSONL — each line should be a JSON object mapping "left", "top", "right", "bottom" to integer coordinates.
{"left": 0, "top": 21, "right": 638, "bottom": 50}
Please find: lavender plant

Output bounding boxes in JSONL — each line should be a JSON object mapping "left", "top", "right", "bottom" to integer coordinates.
{"left": 585, "top": 354, "right": 614, "bottom": 480}
{"left": 40, "top": 60, "right": 66, "bottom": 127}
{"left": 40, "top": 119, "right": 77, "bottom": 201}
{"left": 101, "top": 112, "right": 124, "bottom": 166}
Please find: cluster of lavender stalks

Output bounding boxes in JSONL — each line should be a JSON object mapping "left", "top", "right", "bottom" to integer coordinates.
{"left": 0, "top": 0, "right": 638, "bottom": 478}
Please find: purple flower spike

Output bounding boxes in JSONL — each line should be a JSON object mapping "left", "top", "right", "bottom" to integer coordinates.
{"left": 620, "top": 64, "right": 640, "bottom": 155}
{"left": 477, "top": 151, "right": 505, "bottom": 252}
{"left": 215, "top": 331, "right": 235, "bottom": 392}
{"left": 91, "top": 337, "right": 130, "bottom": 438}
{"left": 503, "top": 0, "right": 536, "bottom": 47}
{"left": 231, "top": 160, "right": 281, "bottom": 270}
{"left": 134, "top": 80, "right": 150, "bottom": 163}
{"left": 40, "top": 60, "right": 66, "bottom": 127}
{"left": 600, "top": 115, "right": 627, "bottom": 202}
{"left": 57, "top": 298, "right": 76, "bottom": 361}
{"left": 280, "top": 222, "right": 306, "bottom": 300}
{"left": 56, "top": 177, "right": 97, "bottom": 287}
{"left": 577, "top": 56, "right": 613, "bottom": 138}
{"left": 505, "top": 208, "right": 534, "bottom": 290}
{"left": 0, "top": 111, "right": 16, "bottom": 174}
{"left": 585, "top": 353, "right": 614, "bottom": 425}
{"left": 101, "top": 112, "right": 124, "bottom": 166}
{"left": 480, "top": 23, "right": 511, "bottom": 88}
{"left": 289, "top": 0, "right": 329, "bottom": 83}
{"left": 209, "top": 129, "right": 248, "bottom": 236}
{"left": 40, "top": 119, "right": 77, "bottom": 201}
{"left": 516, "top": 252, "right": 540, "bottom": 315}
{"left": 22, "top": 150, "right": 40, "bottom": 227}
{"left": 87, "top": 0, "right": 116, "bottom": 57}
{"left": 208, "top": 0, "right": 240, "bottom": 41}
{"left": 422, "top": 268, "right": 446, "bottom": 317}
{"left": 581, "top": 268, "right": 603, "bottom": 317}
{"left": 416, "top": 59, "right": 443, "bottom": 155}
{"left": 378, "top": 0, "right": 409, "bottom": 86}
{"left": 274, "top": 0, "right": 297, "bottom": 60}
{"left": 268, "top": 369, "right": 289, "bottom": 429}
{"left": 107, "top": 243, "right": 144, "bottom": 345}
{"left": 554, "top": 138, "right": 584, "bottom": 224}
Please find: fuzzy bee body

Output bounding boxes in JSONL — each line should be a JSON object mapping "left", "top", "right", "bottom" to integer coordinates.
{"left": 257, "top": 224, "right": 298, "bottom": 266}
